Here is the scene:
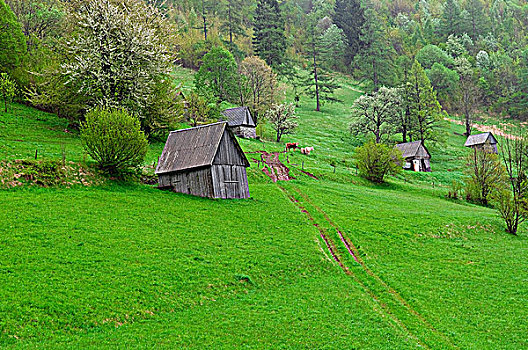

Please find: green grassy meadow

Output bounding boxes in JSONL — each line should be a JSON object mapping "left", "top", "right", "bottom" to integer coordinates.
{"left": 0, "top": 68, "right": 527, "bottom": 348}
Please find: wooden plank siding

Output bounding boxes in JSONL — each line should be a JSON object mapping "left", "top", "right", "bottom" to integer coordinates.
{"left": 156, "top": 123, "right": 250, "bottom": 199}
{"left": 213, "top": 130, "right": 248, "bottom": 166}
{"left": 159, "top": 167, "right": 215, "bottom": 198}
{"left": 211, "top": 165, "right": 249, "bottom": 199}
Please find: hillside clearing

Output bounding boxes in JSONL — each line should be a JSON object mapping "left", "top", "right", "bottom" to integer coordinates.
{"left": 1, "top": 70, "right": 527, "bottom": 348}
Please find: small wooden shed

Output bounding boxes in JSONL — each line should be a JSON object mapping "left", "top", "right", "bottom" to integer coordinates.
{"left": 464, "top": 132, "right": 498, "bottom": 153}
{"left": 221, "top": 106, "right": 257, "bottom": 139}
{"left": 156, "top": 122, "right": 251, "bottom": 199}
{"left": 395, "top": 141, "right": 432, "bottom": 172}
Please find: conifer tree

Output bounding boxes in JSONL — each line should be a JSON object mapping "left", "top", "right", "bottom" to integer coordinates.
{"left": 333, "top": 0, "right": 365, "bottom": 66}
{"left": 220, "top": 0, "right": 245, "bottom": 44}
{"left": 303, "top": 1, "right": 341, "bottom": 112}
{"left": 439, "top": 0, "right": 462, "bottom": 38}
{"left": 464, "top": 0, "right": 490, "bottom": 39}
{"left": 354, "top": 7, "right": 396, "bottom": 91}
{"left": 253, "top": 0, "right": 286, "bottom": 68}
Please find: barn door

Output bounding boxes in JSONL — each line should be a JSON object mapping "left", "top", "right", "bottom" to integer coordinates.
{"left": 224, "top": 165, "right": 240, "bottom": 198}
{"left": 218, "top": 165, "right": 240, "bottom": 199}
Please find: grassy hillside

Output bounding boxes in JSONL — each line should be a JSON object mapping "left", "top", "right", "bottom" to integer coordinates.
{"left": 0, "top": 68, "right": 527, "bottom": 348}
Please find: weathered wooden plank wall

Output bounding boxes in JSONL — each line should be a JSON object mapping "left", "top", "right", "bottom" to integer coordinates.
{"left": 211, "top": 165, "right": 250, "bottom": 199}
{"left": 213, "top": 131, "right": 247, "bottom": 166}
{"left": 159, "top": 168, "right": 215, "bottom": 198}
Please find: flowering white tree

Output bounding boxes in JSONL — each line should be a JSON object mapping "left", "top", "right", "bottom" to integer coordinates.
{"left": 350, "top": 86, "right": 401, "bottom": 143}
{"left": 62, "top": 0, "right": 177, "bottom": 133}
{"left": 265, "top": 103, "right": 298, "bottom": 142}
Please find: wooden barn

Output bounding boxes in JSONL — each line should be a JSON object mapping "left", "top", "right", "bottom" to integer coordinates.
{"left": 155, "top": 122, "right": 251, "bottom": 199}
{"left": 464, "top": 132, "right": 498, "bottom": 153}
{"left": 395, "top": 141, "right": 432, "bottom": 172}
{"left": 221, "top": 106, "right": 257, "bottom": 139}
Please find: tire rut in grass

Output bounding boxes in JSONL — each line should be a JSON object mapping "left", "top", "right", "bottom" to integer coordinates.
{"left": 278, "top": 185, "right": 457, "bottom": 348}
{"left": 278, "top": 184, "right": 430, "bottom": 348}
{"left": 290, "top": 187, "right": 458, "bottom": 350}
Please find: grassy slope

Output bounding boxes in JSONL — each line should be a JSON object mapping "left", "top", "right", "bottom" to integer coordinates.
{"left": 0, "top": 67, "right": 527, "bottom": 348}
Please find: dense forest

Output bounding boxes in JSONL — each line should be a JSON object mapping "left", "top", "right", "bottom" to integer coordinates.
{"left": 2, "top": 0, "right": 528, "bottom": 136}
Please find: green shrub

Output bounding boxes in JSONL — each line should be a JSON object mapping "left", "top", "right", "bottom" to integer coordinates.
{"left": 0, "top": 72, "right": 16, "bottom": 113}
{"left": 463, "top": 148, "right": 506, "bottom": 206}
{"left": 354, "top": 140, "right": 403, "bottom": 183}
{"left": 0, "top": 0, "right": 27, "bottom": 80}
{"left": 80, "top": 108, "right": 148, "bottom": 174}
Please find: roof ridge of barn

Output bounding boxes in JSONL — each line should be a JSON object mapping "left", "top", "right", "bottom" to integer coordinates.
{"left": 395, "top": 140, "right": 429, "bottom": 158}
{"left": 464, "top": 132, "right": 497, "bottom": 147}
{"left": 168, "top": 121, "right": 227, "bottom": 134}
{"left": 221, "top": 106, "right": 256, "bottom": 127}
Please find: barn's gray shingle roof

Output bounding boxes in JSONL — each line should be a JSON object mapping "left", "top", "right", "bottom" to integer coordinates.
{"left": 464, "top": 132, "right": 497, "bottom": 147}
{"left": 395, "top": 141, "right": 430, "bottom": 159}
{"left": 155, "top": 122, "right": 227, "bottom": 174}
{"left": 221, "top": 107, "right": 256, "bottom": 127}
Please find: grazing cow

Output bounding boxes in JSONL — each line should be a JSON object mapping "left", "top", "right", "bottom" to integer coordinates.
{"left": 286, "top": 142, "right": 299, "bottom": 152}
{"left": 301, "top": 146, "right": 314, "bottom": 155}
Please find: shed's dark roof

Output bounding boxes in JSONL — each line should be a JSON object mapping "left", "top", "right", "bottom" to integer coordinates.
{"left": 395, "top": 141, "right": 430, "bottom": 158}
{"left": 464, "top": 132, "right": 497, "bottom": 147}
{"left": 221, "top": 107, "right": 256, "bottom": 127}
{"left": 155, "top": 122, "right": 227, "bottom": 174}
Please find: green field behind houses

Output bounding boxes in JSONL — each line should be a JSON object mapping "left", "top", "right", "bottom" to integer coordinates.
{"left": 0, "top": 69, "right": 527, "bottom": 348}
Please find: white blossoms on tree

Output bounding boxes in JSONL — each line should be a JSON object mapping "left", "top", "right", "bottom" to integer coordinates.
{"left": 265, "top": 102, "right": 298, "bottom": 142}
{"left": 62, "top": 0, "right": 176, "bottom": 133}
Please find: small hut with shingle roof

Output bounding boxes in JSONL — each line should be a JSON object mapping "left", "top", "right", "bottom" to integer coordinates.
{"left": 395, "top": 141, "right": 431, "bottom": 172}
{"left": 464, "top": 132, "right": 498, "bottom": 154}
{"left": 221, "top": 106, "right": 257, "bottom": 139}
{"left": 156, "top": 122, "right": 250, "bottom": 199}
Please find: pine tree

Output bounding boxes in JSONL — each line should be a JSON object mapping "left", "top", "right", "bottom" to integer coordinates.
{"left": 219, "top": 0, "right": 245, "bottom": 44}
{"left": 439, "top": 0, "right": 462, "bottom": 38}
{"left": 354, "top": 7, "right": 396, "bottom": 92}
{"left": 464, "top": 0, "right": 490, "bottom": 40}
{"left": 303, "top": 2, "right": 341, "bottom": 112}
{"left": 333, "top": 0, "right": 365, "bottom": 66}
{"left": 253, "top": 0, "right": 286, "bottom": 69}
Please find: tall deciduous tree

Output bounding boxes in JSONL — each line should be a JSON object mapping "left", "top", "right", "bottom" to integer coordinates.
{"left": 350, "top": 87, "right": 401, "bottom": 143}
{"left": 464, "top": 147, "right": 505, "bottom": 206}
{"left": 455, "top": 57, "right": 480, "bottom": 136}
{"left": 5, "top": 0, "right": 64, "bottom": 53}
{"left": 497, "top": 133, "right": 528, "bottom": 235}
{"left": 33, "top": 0, "right": 177, "bottom": 134}
{"left": 404, "top": 60, "right": 443, "bottom": 144}
{"left": 194, "top": 46, "right": 239, "bottom": 103}
{"left": 253, "top": 0, "right": 286, "bottom": 69}
{"left": 333, "top": 0, "right": 365, "bottom": 66}
{"left": 0, "top": 0, "right": 27, "bottom": 77}
{"left": 265, "top": 102, "right": 298, "bottom": 142}
{"left": 239, "top": 56, "right": 278, "bottom": 120}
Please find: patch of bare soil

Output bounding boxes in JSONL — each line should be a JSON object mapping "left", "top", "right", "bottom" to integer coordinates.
{"left": 253, "top": 151, "right": 295, "bottom": 182}
{"left": 445, "top": 118, "right": 520, "bottom": 140}
{"left": 0, "top": 160, "right": 104, "bottom": 188}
